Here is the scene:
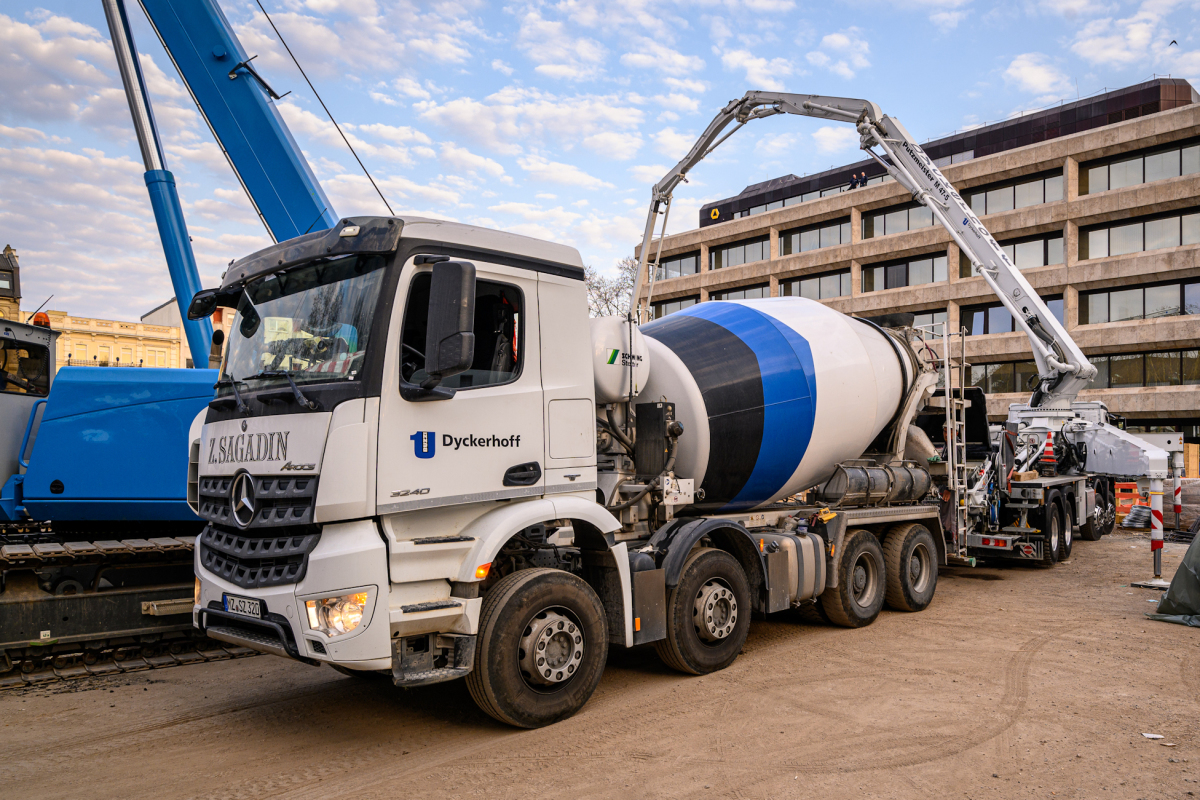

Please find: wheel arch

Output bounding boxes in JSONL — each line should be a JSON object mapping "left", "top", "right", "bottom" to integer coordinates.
{"left": 649, "top": 518, "right": 768, "bottom": 609}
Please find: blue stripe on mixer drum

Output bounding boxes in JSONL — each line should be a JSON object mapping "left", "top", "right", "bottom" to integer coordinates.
{"left": 644, "top": 302, "right": 817, "bottom": 512}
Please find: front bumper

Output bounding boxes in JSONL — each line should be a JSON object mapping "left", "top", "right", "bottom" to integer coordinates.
{"left": 194, "top": 518, "right": 392, "bottom": 669}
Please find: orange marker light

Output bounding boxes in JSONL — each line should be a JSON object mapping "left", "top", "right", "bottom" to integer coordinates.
{"left": 32, "top": 312, "right": 51, "bottom": 329}
{"left": 634, "top": 617, "right": 641, "bottom": 632}
{"left": 475, "top": 563, "right": 491, "bottom": 580}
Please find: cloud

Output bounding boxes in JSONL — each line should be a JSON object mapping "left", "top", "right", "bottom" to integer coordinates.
{"left": 393, "top": 77, "right": 432, "bottom": 100}
{"left": 417, "top": 87, "right": 644, "bottom": 156}
{"left": 664, "top": 78, "right": 708, "bottom": 94}
{"left": 517, "top": 11, "right": 606, "bottom": 81}
{"left": 439, "top": 142, "right": 509, "bottom": 181}
{"left": 806, "top": 28, "right": 871, "bottom": 79}
{"left": 812, "top": 126, "right": 859, "bottom": 154}
{"left": 1069, "top": 1, "right": 1178, "bottom": 68}
{"left": 652, "top": 127, "right": 697, "bottom": 159}
{"left": 620, "top": 39, "right": 705, "bottom": 76}
{"left": 929, "top": 11, "right": 966, "bottom": 30}
{"left": 491, "top": 59, "right": 514, "bottom": 76}
{"left": 757, "top": 132, "right": 804, "bottom": 157}
{"left": 720, "top": 50, "right": 794, "bottom": 91}
{"left": 629, "top": 164, "right": 669, "bottom": 184}
{"left": 1003, "top": 53, "right": 1072, "bottom": 96}
{"left": 582, "top": 131, "right": 643, "bottom": 160}
{"left": 1030, "top": 0, "right": 1115, "bottom": 18}
{"left": 517, "top": 155, "right": 615, "bottom": 189}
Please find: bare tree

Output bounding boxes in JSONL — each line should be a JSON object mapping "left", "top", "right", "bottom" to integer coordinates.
{"left": 585, "top": 257, "right": 639, "bottom": 317}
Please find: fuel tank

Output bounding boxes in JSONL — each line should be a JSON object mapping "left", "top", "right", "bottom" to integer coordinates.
{"left": 639, "top": 298, "right": 917, "bottom": 512}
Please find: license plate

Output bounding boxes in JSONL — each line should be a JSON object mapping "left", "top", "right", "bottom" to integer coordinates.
{"left": 223, "top": 593, "right": 262, "bottom": 619}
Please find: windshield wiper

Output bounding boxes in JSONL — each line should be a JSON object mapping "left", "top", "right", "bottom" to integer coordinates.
{"left": 252, "top": 370, "right": 320, "bottom": 410}
{"left": 214, "top": 374, "right": 250, "bottom": 416}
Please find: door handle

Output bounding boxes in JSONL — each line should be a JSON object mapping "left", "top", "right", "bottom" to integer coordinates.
{"left": 503, "top": 462, "right": 542, "bottom": 487}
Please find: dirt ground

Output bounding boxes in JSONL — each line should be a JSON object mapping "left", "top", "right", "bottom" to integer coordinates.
{"left": 2, "top": 531, "right": 1198, "bottom": 800}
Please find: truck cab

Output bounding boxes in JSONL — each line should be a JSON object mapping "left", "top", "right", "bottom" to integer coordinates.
{"left": 190, "top": 217, "right": 620, "bottom": 719}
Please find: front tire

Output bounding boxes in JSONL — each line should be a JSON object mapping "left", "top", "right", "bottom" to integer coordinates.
{"left": 882, "top": 523, "right": 938, "bottom": 612}
{"left": 466, "top": 568, "right": 607, "bottom": 728}
{"left": 655, "top": 548, "right": 751, "bottom": 675}
{"left": 819, "top": 529, "right": 886, "bottom": 627}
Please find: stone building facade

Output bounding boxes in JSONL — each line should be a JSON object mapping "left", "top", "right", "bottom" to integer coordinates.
{"left": 634, "top": 79, "right": 1200, "bottom": 435}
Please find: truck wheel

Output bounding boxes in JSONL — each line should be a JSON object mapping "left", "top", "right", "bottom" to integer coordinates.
{"left": 1059, "top": 496, "right": 1074, "bottom": 560}
{"left": 882, "top": 523, "right": 938, "bottom": 612}
{"left": 819, "top": 529, "right": 886, "bottom": 628}
{"left": 1039, "top": 496, "right": 1063, "bottom": 566}
{"left": 465, "top": 568, "right": 607, "bottom": 728}
{"left": 654, "top": 548, "right": 750, "bottom": 675}
{"left": 1080, "top": 479, "right": 1113, "bottom": 540}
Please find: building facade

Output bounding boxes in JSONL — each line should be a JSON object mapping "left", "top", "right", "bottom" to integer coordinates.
{"left": 635, "top": 79, "right": 1200, "bottom": 436}
{"left": 0, "top": 245, "right": 230, "bottom": 369}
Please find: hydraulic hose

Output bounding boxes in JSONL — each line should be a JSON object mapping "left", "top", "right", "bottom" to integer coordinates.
{"left": 607, "top": 436, "right": 679, "bottom": 511}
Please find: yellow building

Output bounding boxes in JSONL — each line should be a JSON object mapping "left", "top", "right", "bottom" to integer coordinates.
{"left": 1, "top": 245, "right": 230, "bottom": 369}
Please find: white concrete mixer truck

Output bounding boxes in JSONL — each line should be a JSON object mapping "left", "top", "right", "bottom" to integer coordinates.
{"left": 183, "top": 94, "right": 1166, "bottom": 729}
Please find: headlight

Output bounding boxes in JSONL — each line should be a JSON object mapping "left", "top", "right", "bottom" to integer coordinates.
{"left": 305, "top": 592, "right": 369, "bottom": 636}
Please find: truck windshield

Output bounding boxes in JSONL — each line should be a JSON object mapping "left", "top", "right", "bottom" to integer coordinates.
{"left": 222, "top": 254, "right": 387, "bottom": 389}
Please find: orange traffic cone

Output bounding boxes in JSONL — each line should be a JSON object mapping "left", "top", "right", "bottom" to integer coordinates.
{"left": 1039, "top": 431, "right": 1056, "bottom": 477}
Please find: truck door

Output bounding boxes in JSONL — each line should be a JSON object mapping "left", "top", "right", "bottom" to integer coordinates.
{"left": 376, "top": 259, "right": 544, "bottom": 514}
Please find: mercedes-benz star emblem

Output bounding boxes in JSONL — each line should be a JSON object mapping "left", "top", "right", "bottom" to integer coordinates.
{"left": 231, "top": 472, "right": 256, "bottom": 528}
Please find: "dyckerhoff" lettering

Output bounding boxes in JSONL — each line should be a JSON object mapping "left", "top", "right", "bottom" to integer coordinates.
{"left": 443, "top": 434, "right": 521, "bottom": 450}
{"left": 208, "top": 431, "right": 290, "bottom": 464}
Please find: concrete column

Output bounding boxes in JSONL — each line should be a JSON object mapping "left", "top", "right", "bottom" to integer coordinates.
{"left": 850, "top": 259, "right": 862, "bottom": 297}
{"left": 769, "top": 226, "right": 779, "bottom": 260}
{"left": 947, "top": 242, "right": 961, "bottom": 283}
{"left": 1065, "top": 154, "right": 1079, "bottom": 202}
{"left": 699, "top": 286, "right": 710, "bottom": 302}
{"left": 1064, "top": 285, "right": 1080, "bottom": 330}
{"left": 769, "top": 275, "right": 780, "bottom": 297}
{"left": 1064, "top": 220, "right": 1079, "bottom": 267}
{"left": 946, "top": 299, "right": 960, "bottom": 336}
{"left": 849, "top": 207, "right": 862, "bottom": 243}
{"left": 699, "top": 243, "right": 710, "bottom": 273}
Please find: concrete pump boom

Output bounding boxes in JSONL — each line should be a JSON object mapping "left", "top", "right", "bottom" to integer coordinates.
{"left": 633, "top": 91, "right": 1097, "bottom": 410}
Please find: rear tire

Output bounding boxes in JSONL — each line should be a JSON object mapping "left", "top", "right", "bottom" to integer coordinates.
{"left": 1059, "top": 497, "right": 1074, "bottom": 560}
{"left": 819, "top": 529, "right": 886, "bottom": 627}
{"left": 654, "top": 549, "right": 751, "bottom": 675}
{"left": 882, "top": 523, "right": 938, "bottom": 612}
{"left": 466, "top": 568, "right": 607, "bottom": 728}
{"left": 1039, "top": 496, "right": 1063, "bottom": 566}
{"left": 1080, "top": 478, "right": 1114, "bottom": 540}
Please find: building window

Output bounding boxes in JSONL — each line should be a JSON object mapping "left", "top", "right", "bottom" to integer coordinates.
{"left": 711, "top": 284, "right": 769, "bottom": 301}
{"left": 1079, "top": 279, "right": 1200, "bottom": 324}
{"left": 1088, "top": 349, "right": 1200, "bottom": 388}
{"left": 963, "top": 171, "right": 1064, "bottom": 216}
{"left": 1081, "top": 139, "right": 1200, "bottom": 194}
{"left": 654, "top": 251, "right": 701, "bottom": 281}
{"left": 932, "top": 150, "right": 975, "bottom": 167}
{"left": 120, "top": 347, "right": 133, "bottom": 363}
{"left": 861, "top": 202, "right": 935, "bottom": 239}
{"left": 862, "top": 253, "right": 948, "bottom": 292}
{"left": 779, "top": 218, "right": 851, "bottom": 256}
{"left": 73, "top": 343, "right": 87, "bottom": 362}
{"left": 0, "top": 271, "right": 12, "bottom": 292}
{"left": 912, "top": 310, "right": 948, "bottom": 329}
{"left": 780, "top": 269, "right": 852, "bottom": 300}
{"left": 651, "top": 296, "right": 699, "bottom": 320}
{"left": 710, "top": 236, "right": 769, "bottom": 270}
{"left": 968, "top": 360, "right": 1041, "bottom": 395}
{"left": 1080, "top": 209, "right": 1200, "bottom": 259}
{"left": 962, "top": 297, "right": 1064, "bottom": 335}
{"left": 962, "top": 231, "right": 1065, "bottom": 277}
{"left": 146, "top": 348, "right": 167, "bottom": 367}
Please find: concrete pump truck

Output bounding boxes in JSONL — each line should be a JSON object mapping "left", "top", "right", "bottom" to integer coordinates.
{"left": 187, "top": 92, "right": 1168, "bottom": 728}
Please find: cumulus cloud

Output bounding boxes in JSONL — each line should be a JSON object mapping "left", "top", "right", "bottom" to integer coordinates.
{"left": 416, "top": 87, "right": 644, "bottom": 157}
{"left": 517, "top": 155, "right": 615, "bottom": 189}
{"left": 806, "top": 28, "right": 871, "bottom": 79}
{"left": 812, "top": 126, "right": 859, "bottom": 154}
{"left": 652, "top": 127, "right": 697, "bottom": 159}
{"left": 620, "top": 39, "right": 705, "bottom": 76}
{"left": 720, "top": 50, "right": 794, "bottom": 91}
{"left": 1003, "top": 53, "right": 1073, "bottom": 97}
{"left": 1069, "top": 0, "right": 1180, "bottom": 69}
{"left": 517, "top": 11, "right": 606, "bottom": 81}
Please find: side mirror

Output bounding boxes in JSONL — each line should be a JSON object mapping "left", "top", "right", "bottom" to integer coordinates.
{"left": 422, "top": 261, "right": 476, "bottom": 390}
{"left": 188, "top": 288, "right": 220, "bottom": 320}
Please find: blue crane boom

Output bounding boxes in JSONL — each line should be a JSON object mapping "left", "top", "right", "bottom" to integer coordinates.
{"left": 138, "top": 0, "right": 338, "bottom": 244}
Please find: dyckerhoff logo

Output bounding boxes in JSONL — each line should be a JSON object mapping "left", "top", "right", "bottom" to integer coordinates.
{"left": 410, "top": 430, "right": 521, "bottom": 458}
{"left": 208, "top": 431, "right": 290, "bottom": 465}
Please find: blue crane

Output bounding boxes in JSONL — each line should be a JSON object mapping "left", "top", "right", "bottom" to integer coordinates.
{"left": 0, "top": 0, "right": 342, "bottom": 681}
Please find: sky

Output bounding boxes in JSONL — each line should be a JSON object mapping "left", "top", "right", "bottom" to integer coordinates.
{"left": 3, "top": 0, "right": 1200, "bottom": 322}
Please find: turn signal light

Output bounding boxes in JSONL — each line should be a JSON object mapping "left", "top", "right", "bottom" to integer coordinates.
{"left": 475, "top": 563, "right": 491, "bottom": 579}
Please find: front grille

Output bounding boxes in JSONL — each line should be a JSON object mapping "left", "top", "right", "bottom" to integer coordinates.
{"left": 198, "top": 523, "right": 320, "bottom": 589}
{"left": 197, "top": 474, "right": 318, "bottom": 529}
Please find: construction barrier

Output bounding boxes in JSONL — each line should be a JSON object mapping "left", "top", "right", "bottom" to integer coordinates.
{"left": 1115, "top": 482, "right": 1146, "bottom": 524}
